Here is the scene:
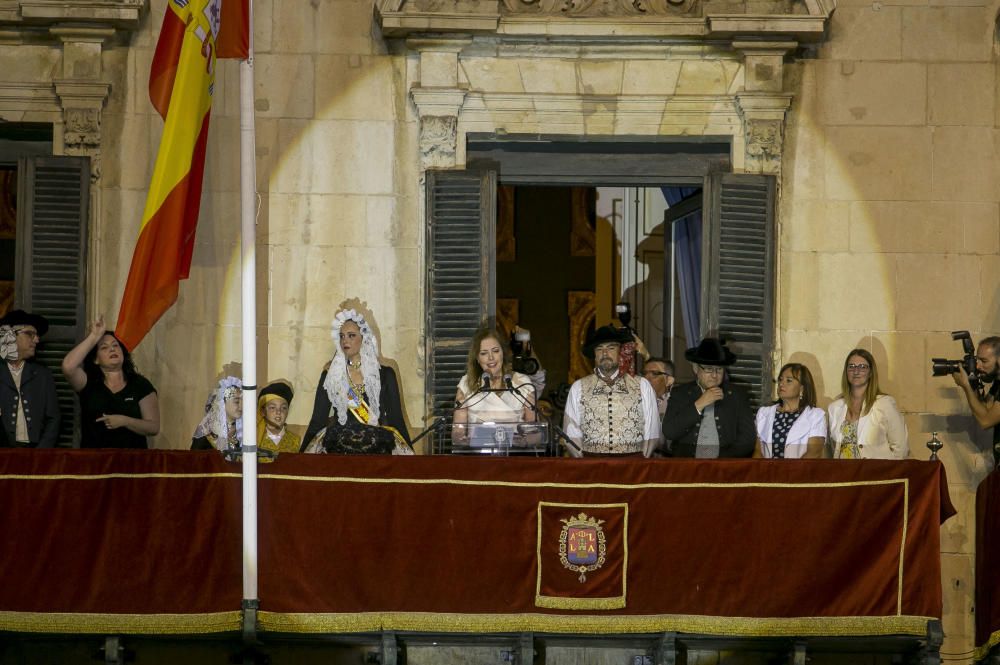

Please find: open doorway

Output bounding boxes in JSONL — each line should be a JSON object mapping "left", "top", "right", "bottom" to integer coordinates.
{"left": 494, "top": 184, "right": 703, "bottom": 414}
{"left": 424, "top": 136, "right": 775, "bottom": 427}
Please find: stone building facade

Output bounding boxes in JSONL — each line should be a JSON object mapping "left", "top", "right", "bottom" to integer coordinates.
{"left": 1, "top": 0, "right": 997, "bottom": 656}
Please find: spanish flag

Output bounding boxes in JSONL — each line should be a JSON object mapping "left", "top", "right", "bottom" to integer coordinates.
{"left": 116, "top": 0, "right": 248, "bottom": 351}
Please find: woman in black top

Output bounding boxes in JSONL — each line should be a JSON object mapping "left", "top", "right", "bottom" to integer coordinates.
{"left": 62, "top": 316, "right": 159, "bottom": 448}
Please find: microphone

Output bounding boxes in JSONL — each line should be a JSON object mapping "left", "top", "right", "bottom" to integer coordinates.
{"left": 505, "top": 374, "right": 542, "bottom": 420}
{"left": 481, "top": 373, "right": 491, "bottom": 392}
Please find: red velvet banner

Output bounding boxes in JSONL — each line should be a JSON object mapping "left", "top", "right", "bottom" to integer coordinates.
{"left": 976, "top": 470, "right": 1000, "bottom": 660}
{"left": 0, "top": 451, "right": 953, "bottom": 637}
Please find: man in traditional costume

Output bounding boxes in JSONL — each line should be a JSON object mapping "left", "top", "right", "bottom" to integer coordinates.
{"left": 661, "top": 337, "right": 755, "bottom": 458}
{"left": 562, "top": 326, "right": 660, "bottom": 457}
{"left": 0, "top": 310, "right": 59, "bottom": 447}
{"left": 257, "top": 381, "right": 301, "bottom": 455}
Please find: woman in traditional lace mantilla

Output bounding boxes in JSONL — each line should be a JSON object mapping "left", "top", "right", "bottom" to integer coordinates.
{"left": 302, "top": 309, "right": 412, "bottom": 455}
{"left": 191, "top": 376, "right": 243, "bottom": 451}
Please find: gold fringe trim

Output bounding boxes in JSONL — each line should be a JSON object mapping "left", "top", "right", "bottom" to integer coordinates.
{"left": 257, "top": 611, "right": 934, "bottom": 637}
{"left": 975, "top": 629, "right": 1000, "bottom": 662}
{"left": 534, "top": 595, "right": 626, "bottom": 610}
{"left": 0, "top": 611, "right": 241, "bottom": 634}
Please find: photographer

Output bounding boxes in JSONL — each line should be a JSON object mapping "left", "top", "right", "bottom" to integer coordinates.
{"left": 510, "top": 325, "right": 546, "bottom": 397}
{"left": 951, "top": 336, "right": 1000, "bottom": 465}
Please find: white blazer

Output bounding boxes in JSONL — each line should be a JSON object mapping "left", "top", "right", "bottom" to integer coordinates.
{"left": 827, "top": 394, "right": 909, "bottom": 460}
{"left": 755, "top": 405, "right": 827, "bottom": 458}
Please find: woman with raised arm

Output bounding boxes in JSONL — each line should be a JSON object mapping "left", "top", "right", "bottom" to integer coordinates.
{"left": 753, "top": 362, "right": 827, "bottom": 459}
{"left": 61, "top": 316, "right": 159, "bottom": 448}
{"left": 302, "top": 309, "right": 412, "bottom": 454}
{"left": 827, "top": 348, "right": 908, "bottom": 460}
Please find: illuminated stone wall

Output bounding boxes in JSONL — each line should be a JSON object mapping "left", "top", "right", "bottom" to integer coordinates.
{"left": 0, "top": 0, "right": 995, "bottom": 656}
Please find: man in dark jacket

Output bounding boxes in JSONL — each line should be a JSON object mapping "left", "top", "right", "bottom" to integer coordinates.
{"left": 661, "top": 337, "right": 754, "bottom": 458}
{"left": 0, "top": 310, "right": 59, "bottom": 447}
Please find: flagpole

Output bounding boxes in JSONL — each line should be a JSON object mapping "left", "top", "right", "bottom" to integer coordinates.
{"left": 239, "top": 0, "right": 259, "bottom": 636}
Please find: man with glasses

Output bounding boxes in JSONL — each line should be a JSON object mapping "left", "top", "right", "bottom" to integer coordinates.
{"left": 952, "top": 336, "right": 1000, "bottom": 466}
{"left": 642, "top": 357, "right": 675, "bottom": 419}
{"left": 660, "top": 337, "right": 754, "bottom": 458}
{"left": 0, "top": 310, "right": 59, "bottom": 447}
{"left": 562, "top": 325, "right": 660, "bottom": 457}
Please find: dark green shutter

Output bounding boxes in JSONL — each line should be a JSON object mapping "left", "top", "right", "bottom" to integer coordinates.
{"left": 16, "top": 156, "right": 89, "bottom": 446}
{"left": 702, "top": 173, "right": 775, "bottom": 407}
{"left": 425, "top": 170, "right": 496, "bottom": 425}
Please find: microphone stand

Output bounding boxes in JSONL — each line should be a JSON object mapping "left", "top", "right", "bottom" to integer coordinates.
{"left": 550, "top": 423, "right": 582, "bottom": 457}
{"left": 504, "top": 376, "right": 549, "bottom": 457}
{"left": 503, "top": 376, "right": 582, "bottom": 456}
{"left": 410, "top": 416, "right": 448, "bottom": 454}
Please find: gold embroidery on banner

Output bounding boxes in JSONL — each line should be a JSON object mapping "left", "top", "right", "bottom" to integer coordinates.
{"left": 898, "top": 478, "right": 908, "bottom": 616}
{"left": 265, "top": 475, "right": 908, "bottom": 617}
{"left": 257, "top": 611, "right": 935, "bottom": 637}
{"left": 0, "top": 472, "right": 913, "bottom": 623}
{"left": 975, "top": 629, "right": 1000, "bottom": 661}
{"left": 0, "top": 611, "right": 241, "bottom": 634}
{"left": 535, "top": 502, "right": 628, "bottom": 610}
{"left": 558, "top": 513, "right": 606, "bottom": 583}
{"left": 0, "top": 473, "right": 241, "bottom": 481}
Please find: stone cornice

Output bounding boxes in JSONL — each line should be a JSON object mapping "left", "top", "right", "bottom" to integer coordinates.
{"left": 376, "top": 0, "right": 832, "bottom": 44}
{"left": 0, "top": 0, "right": 144, "bottom": 32}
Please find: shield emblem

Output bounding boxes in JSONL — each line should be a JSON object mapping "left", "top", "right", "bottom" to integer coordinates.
{"left": 566, "top": 526, "right": 598, "bottom": 565}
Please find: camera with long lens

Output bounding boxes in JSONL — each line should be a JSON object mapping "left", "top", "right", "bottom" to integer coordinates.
{"left": 510, "top": 328, "right": 540, "bottom": 375}
{"left": 931, "top": 330, "right": 981, "bottom": 392}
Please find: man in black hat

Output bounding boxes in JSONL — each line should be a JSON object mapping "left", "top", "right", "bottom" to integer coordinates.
{"left": 0, "top": 310, "right": 60, "bottom": 448}
{"left": 660, "top": 337, "right": 754, "bottom": 458}
{"left": 561, "top": 325, "right": 660, "bottom": 457}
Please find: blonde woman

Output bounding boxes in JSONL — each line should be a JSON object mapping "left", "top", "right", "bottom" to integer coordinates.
{"left": 827, "top": 349, "right": 908, "bottom": 459}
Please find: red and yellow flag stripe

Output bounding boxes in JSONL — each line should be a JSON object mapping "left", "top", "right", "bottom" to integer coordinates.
{"left": 117, "top": 0, "right": 245, "bottom": 350}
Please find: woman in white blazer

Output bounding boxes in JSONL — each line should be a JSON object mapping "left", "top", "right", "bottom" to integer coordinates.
{"left": 827, "top": 348, "right": 908, "bottom": 460}
{"left": 754, "top": 363, "right": 827, "bottom": 458}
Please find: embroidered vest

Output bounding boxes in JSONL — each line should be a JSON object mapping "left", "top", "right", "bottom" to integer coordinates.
{"left": 579, "top": 373, "right": 645, "bottom": 454}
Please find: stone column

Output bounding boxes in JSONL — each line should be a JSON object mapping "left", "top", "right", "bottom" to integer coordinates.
{"left": 407, "top": 37, "right": 470, "bottom": 170}
{"left": 733, "top": 41, "right": 796, "bottom": 176}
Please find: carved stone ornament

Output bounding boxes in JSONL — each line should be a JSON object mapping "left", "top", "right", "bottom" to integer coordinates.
{"left": 419, "top": 115, "right": 459, "bottom": 169}
{"left": 501, "top": 0, "right": 696, "bottom": 15}
{"left": 63, "top": 107, "right": 102, "bottom": 153}
{"left": 744, "top": 118, "right": 783, "bottom": 175}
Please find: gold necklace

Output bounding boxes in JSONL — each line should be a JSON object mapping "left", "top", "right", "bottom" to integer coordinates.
{"left": 347, "top": 366, "right": 365, "bottom": 395}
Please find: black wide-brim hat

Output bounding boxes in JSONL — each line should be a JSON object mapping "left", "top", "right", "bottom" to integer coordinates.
{"left": 684, "top": 337, "right": 736, "bottom": 366}
{"left": 0, "top": 309, "right": 49, "bottom": 337}
{"left": 258, "top": 381, "right": 293, "bottom": 406}
{"left": 583, "top": 325, "right": 630, "bottom": 359}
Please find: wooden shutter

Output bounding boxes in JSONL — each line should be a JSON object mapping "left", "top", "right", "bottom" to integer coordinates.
{"left": 16, "top": 156, "right": 89, "bottom": 446}
{"left": 425, "top": 170, "right": 496, "bottom": 426}
{"left": 701, "top": 173, "right": 775, "bottom": 407}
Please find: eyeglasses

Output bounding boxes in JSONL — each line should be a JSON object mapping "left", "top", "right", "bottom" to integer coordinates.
{"left": 846, "top": 363, "right": 870, "bottom": 372}
{"left": 16, "top": 329, "right": 39, "bottom": 340}
{"left": 698, "top": 366, "right": 724, "bottom": 375}
{"left": 644, "top": 371, "right": 672, "bottom": 377}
